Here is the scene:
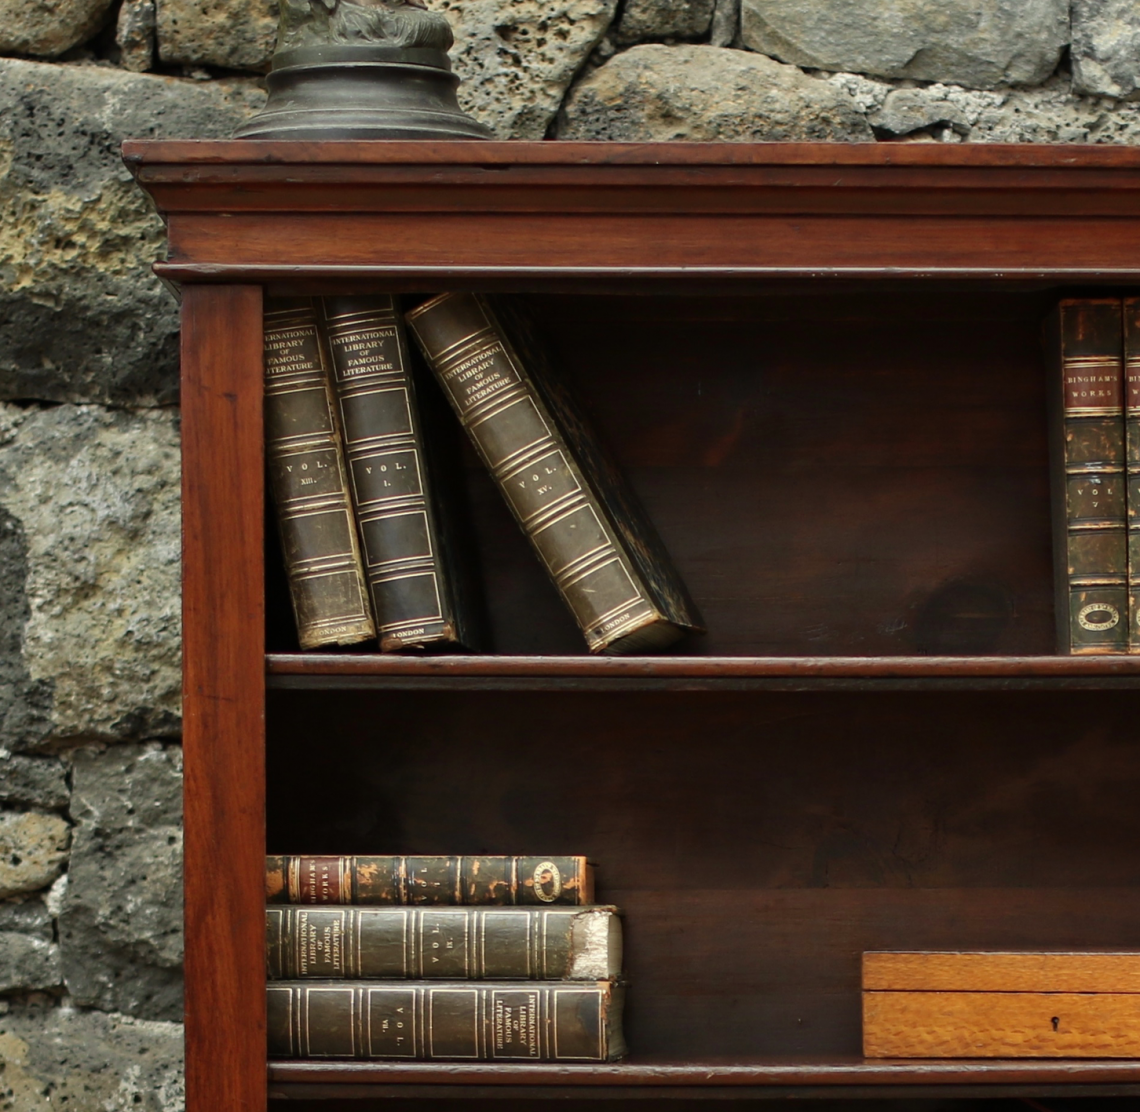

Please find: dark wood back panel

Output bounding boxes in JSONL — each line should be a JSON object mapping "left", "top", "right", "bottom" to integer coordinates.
{"left": 267, "top": 686, "right": 1140, "bottom": 1060}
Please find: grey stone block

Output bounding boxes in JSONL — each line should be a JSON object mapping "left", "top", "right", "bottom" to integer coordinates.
{"left": 0, "top": 58, "right": 264, "bottom": 407}
{"left": 58, "top": 745, "right": 183, "bottom": 1022}
{"left": 0, "top": 997, "right": 183, "bottom": 1111}
{"left": 1072, "top": 0, "right": 1140, "bottom": 100}
{"left": 0, "top": 753, "right": 68, "bottom": 811}
{"left": 117, "top": 0, "right": 158, "bottom": 73}
{"left": 156, "top": 0, "right": 279, "bottom": 71}
{"left": 0, "top": 404, "right": 181, "bottom": 753}
{"left": 558, "top": 44, "right": 873, "bottom": 141}
{"left": 710, "top": 0, "right": 740, "bottom": 48}
{"left": 434, "top": 0, "right": 619, "bottom": 138}
{"left": 740, "top": 0, "right": 1069, "bottom": 90}
{"left": 859, "top": 73, "right": 1140, "bottom": 142}
{"left": 0, "top": 909, "right": 63, "bottom": 993}
{"left": 0, "top": 812, "right": 69, "bottom": 899}
{"left": 615, "top": 0, "right": 715, "bottom": 43}
{"left": 0, "top": 0, "right": 115, "bottom": 57}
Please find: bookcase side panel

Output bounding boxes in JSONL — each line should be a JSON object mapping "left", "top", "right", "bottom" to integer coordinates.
{"left": 182, "top": 284, "right": 267, "bottom": 1112}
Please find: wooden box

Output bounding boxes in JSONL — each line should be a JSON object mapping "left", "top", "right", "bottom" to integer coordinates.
{"left": 864, "top": 952, "right": 1140, "bottom": 1058}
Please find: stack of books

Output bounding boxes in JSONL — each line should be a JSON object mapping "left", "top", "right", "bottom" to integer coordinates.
{"left": 1051, "top": 297, "right": 1140, "bottom": 653}
{"left": 263, "top": 293, "right": 703, "bottom": 656}
{"left": 264, "top": 854, "right": 627, "bottom": 1062}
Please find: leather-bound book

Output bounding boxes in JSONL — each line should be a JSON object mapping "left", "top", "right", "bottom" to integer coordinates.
{"left": 1049, "top": 299, "right": 1127, "bottom": 654}
{"left": 266, "top": 855, "right": 594, "bottom": 906}
{"left": 405, "top": 293, "right": 703, "bottom": 655}
{"left": 267, "top": 980, "right": 626, "bottom": 1060}
{"left": 320, "top": 296, "right": 480, "bottom": 652}
{"left": 266, "top": 904, "right": 622, "bottom": 980}
{"left": 263, "top": 299, "right": 375, "bottom": 649}
{"left": 1126, "top": 297, "right": 1140, "bottom": 652}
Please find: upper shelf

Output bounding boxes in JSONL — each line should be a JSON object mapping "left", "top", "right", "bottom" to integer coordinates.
{"left": 267, "top": 653, "right": 1140, "bottom": 691}
{"left": 121, "top": 141, "right": 1140, "bottom": 284}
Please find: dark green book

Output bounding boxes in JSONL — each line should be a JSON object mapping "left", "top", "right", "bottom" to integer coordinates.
{"left": 406, "top": 292, "right": 703, "bottom": 654}
{"left": 267, "top": 979, "right": 626, "bottom": 1060}
{"left": 266, "top": 904, "right": 622, "bottom": 980}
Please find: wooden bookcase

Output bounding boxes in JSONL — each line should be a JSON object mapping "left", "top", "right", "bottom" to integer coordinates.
{"left": 124, "top": 142, "right": 1140, "bottom": 1110}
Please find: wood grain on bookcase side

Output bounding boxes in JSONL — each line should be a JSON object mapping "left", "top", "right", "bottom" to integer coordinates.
{"left": 181, "top": 285, "right": 266, "bottom": 1112}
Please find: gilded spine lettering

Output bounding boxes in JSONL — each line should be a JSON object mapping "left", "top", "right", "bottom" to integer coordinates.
{"left": 1053, "top": 299, "right": 1127, "bottom": 653}
{"left": 264, "top": 300, "right": 374, "bottom": 649}
{"left": 264, "top": 905, "right": 622, "bottom": 981}
{"left": 267, "top": 980, "right": 625, "bottom": 1061}
{"left": 1126, "top": 298, "right": 1140, "bottom": 652}
{"left": 406, "top": 293, "right": 698, "bottom": 653}
{"left": 322, "top": 297, "right": 471, "bottom": 650}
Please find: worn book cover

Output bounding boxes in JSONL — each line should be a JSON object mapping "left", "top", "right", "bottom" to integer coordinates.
{"left": 268, "top": 979, "right": 626, "bottom": 1061}
{"left": 266, "top": 855, "right": 595, "bottom": 906}
{"left": 405, "top": 292, "right": 703, "bottom": 654}
{"left": 263, "top": 298, "right": 375, "bottom": 649}
{"left": 266, "top": 904, "right": 622, "bottom": 981}
{"left": 1048, "top": 299, "right": 1127, "bottom": 654}
{"left": 320, "top": 296, "right": 482, "bottom": 652}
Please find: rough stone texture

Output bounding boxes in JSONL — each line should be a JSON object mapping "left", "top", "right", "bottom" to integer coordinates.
{"left": 0, "top": 899, "right": 61, "bottom": 994}
{"left": 1071, "top": 0, "right": 1140, "bottom": 100}
{"left": 710, "top": 0, "right": 740, "bottom": 48}
{"left": 559, "top": 44, "right": 873, "bottom": 141}
{"left": 59, "top": 745, "right": 182, "bottom": 1021}
{"left": 832, "top": 71, "right": 1140, "bottom": 142}
{"left": 427, "top": 0, "right": 619, "bottom": 138}
{"left": 0, "top": 753, "right": 68, "bottom": 810}
{"left": 615, "top": 0, "right": 715, "bottom": 44}
{"left": 156, "top": 0, "right": 279, "bottom": 71}
{"left": 116, "top": 0, "right": 157, "bottom": 73}
{"left": 0, "top": 0, "right": 115, "bottom": 58}
{"left": 0, "top": 59, "right": 264, "bottom": 407}
{"left": 740, "top": 0, "right": 1069, "bottom": 90}
{"left": 0, "top": 813, "right": 69, "bottom": 899}
{"left": 0, "top": 404, "right": 181, "bottom": 753}
{"left": 0, "top": 998, "right": 183, "bottom": 1111}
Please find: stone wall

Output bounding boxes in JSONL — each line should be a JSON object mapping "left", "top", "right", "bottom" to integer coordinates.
{"left": 0, "top": 1, "right": 1138, "bottom": 1108}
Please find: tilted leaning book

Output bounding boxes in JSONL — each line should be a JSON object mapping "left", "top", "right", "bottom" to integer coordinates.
{"left": 405, "top": 292, "right": 703, "bottom": 654}
{"left": 266, "top": 904, "right": 622, "bottom": 980}
{"left": 266, "top": 855, "right": 595, "bottom": 906}
{"left": 267, "top": 980, "right": 626, "bottom": 1061}
{"left": 1048, "top": 298, "right": 1127, "bottom": 654}
{"left": 320, "top": 296, "right": 480, "bottom": 652}
{"left": 263, "top": 299, "right": 375, "bottom": 649}
{"left": 1125, "top": 297, "right": 1140, "bottom": 652}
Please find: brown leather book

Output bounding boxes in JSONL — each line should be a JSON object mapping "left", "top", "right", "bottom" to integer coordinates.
{"left": 266, "top": 904, "right": 622, "bottom": 980}
{"left": 266, "top": 855, "right": 595, "bottom": 906}
{"left": 1049, "top": 299, "right": 1127, "bottom": 654}
{"left": 405, "top": 293, "right": 703, "bottom": 655}
{"left": 267, "top": 980, "right": 626, "bottom": 1060}
{"left": 263, "top": 299, "right": 375, "bottom": 649}
{"left": 320, "top": 296, "right": 481, "bottom": 652}
{"left": 1126, "top": 297, "right": 1140, "bottom": 652}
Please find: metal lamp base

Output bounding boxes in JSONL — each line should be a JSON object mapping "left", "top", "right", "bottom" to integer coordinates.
{"left": 234, "top": 45, "right": 492, "bottom": 141}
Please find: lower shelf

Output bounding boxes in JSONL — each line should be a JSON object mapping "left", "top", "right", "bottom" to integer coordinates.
{"left": 268, "top": 1058, "right": 1140, "bottom": 1100}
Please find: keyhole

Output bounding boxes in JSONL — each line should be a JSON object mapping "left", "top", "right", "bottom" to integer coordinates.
{"left": 1051, "top": 1016, "right": 1060, "bottom": 1031}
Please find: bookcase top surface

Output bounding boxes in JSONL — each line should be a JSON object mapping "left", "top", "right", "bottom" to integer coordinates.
{"left": 123, "top": 139, "right": 1140, "bottom": 170}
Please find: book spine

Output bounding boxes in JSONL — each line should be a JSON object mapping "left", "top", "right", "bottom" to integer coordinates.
{"left": 321, "top": 296, "right": 474, "bottom": 651}
{"left": 405, "top": 292, "right": 700, "bottom": 654}
{"left": 267, "top": 979, "right": 625, "bottom": 1061}
{"left": 265, "top": 855, "right": 594, "bottom": 906}
{"left": 263, "top": 299, "right": 375, "bottom": 649}
{"left": 265, "top": 905, "right": 621, "bottom": 980}
{"left": 1051, "top": 299, "right": 1127, "bottom": 654}
{"left": 1126, "top": 298, "right": 1140, "bottom": 652}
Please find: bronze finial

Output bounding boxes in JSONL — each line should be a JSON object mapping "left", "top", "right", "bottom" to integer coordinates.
{"left": 235, "top": 0, "right": 491, "bottom": 140}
